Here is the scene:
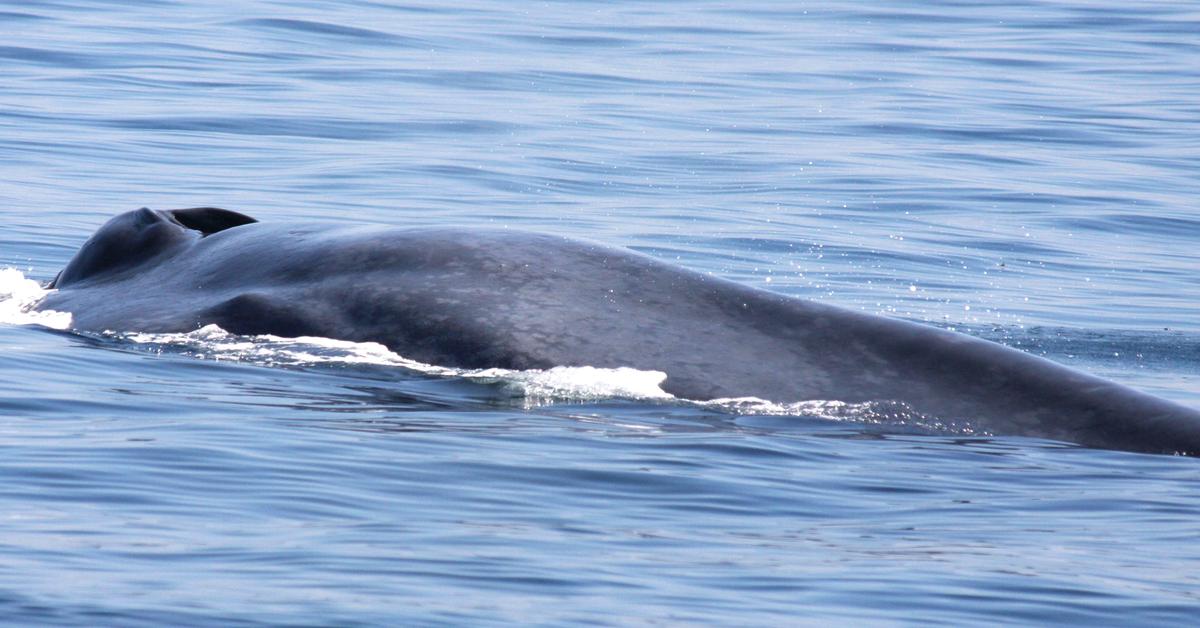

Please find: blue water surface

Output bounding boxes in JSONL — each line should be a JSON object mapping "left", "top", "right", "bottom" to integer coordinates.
{"left": 2, "top": 1, "right": 1199, "bottom": 625}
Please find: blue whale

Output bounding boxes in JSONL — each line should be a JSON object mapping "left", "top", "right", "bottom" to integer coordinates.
{"left": 37, "top": 207, "right": 1200, "bottom": 456}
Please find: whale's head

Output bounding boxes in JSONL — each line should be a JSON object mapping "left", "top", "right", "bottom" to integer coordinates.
{"left": 48, "top": 207, "right": 257, "bottom": 289}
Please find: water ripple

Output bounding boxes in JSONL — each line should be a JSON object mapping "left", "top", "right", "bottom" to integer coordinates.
{"left": 2, "top": 0, "right": 1199, "bottom": 624}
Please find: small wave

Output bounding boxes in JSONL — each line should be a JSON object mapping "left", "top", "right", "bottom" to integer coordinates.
{"left": 0, "top": 268, "right": 71, "bottom": 329}
{"left": 119, "top": 325, "right": 673, "bottom": 404}
{"left": 118, "top": 325, "right": 962, "bottom": 429}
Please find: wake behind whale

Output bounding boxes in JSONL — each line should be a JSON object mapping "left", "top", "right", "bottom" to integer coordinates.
{"left": 31, "top": 207, "right": 1200, "bottom": 456}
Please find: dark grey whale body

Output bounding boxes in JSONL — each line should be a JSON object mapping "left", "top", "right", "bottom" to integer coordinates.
{"left": 38, "top": 207, "right": 1200, "bottom": 456}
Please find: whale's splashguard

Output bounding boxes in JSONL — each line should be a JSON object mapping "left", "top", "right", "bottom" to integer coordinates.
{"left": 29, "top": 207, "right": 1200, "bottom": 456}
{"left": 0, "top": 268, "right": 72, "bottom": 330}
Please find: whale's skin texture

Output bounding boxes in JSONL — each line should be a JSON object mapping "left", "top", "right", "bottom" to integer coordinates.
{"left": 37, "top": 208, "right": 1200, "bottom": 456}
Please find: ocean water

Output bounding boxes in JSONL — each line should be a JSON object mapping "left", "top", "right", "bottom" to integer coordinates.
{"left": 2, "top": 0, "right": 1199, "bottom": 625}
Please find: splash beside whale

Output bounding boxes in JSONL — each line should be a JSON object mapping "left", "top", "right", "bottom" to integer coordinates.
{"left": 36, "top": 207, "right": 1200, "bottom": 456}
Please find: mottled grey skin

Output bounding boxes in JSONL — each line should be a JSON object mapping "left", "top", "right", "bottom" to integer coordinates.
{"left": 39, "top": 208, "right": 1200, "bottom": 456}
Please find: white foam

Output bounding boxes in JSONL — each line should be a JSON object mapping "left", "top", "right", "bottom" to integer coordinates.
{"left": 472, "top": 365, "right": 672, "bottom": 404}
{"left": 0, "top": 268, "right": 72, "bottom": 329}
{"left": 123, "top": 325, "right": 429, "bottom": 368}
{"left": 116, "top": 325, "right": 929, "bottom": 425}
{"left": 118, "top": 325, "right": 673, "bottom": 404}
